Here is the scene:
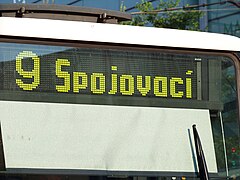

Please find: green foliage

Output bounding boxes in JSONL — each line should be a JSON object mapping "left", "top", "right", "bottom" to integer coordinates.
{"left": 123, "top": 0, "right": 204, "bottom": 31}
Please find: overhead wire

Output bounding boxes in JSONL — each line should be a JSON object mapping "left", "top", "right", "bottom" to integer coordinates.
{"left": 130, "top": 0, "right": 240, "bottom": 15}
{"left": 32, "top": 0, "right": 42, "bottom": 3}
{"left": 125, "top": 0, "right": 159, "bottom": 11}
{"left": 67, "top": 0, "right": 83, "bottom": 5}
{"left": 132, "top": 8, "right": 240, "bottom": 14}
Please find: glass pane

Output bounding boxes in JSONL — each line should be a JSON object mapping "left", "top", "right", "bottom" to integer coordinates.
{"left": 0, "top": 42, "right": 239, "bottom": 179}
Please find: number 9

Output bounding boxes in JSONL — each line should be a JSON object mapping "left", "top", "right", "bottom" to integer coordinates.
{"left": 16, "top": 51, "right": 40, "bottom": 91}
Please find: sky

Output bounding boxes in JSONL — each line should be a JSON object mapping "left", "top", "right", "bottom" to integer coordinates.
{"left": 0, "top": 0, "right": 140, "bottom": 11}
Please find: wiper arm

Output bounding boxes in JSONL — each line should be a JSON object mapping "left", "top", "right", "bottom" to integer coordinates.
{"left": 192, "top": 124, "right": 210, "bottom": 180}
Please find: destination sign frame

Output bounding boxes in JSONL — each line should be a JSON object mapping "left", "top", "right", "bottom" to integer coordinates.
{"left": 0, "top": 40, "right": 224, "bottom": 110}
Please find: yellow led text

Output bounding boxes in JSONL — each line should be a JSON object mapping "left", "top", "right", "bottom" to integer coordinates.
{"left": 16, "top": 52, "right": 193, "bottom": 99}
{"left": 56, "top": 59, "right": 71, "bottom": 92}
{"left": 16, "top": 51, "right": 40, "bottom": 91}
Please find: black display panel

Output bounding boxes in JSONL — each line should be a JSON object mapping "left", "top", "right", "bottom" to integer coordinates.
{"left": 0, "top": 45, "right": 197, "bottom": 94}
{"left": 0, "top": 42, "right": 218, "bottom": 108}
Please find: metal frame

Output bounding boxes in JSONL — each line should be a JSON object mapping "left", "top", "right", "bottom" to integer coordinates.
{"left": 0, "top": 35, "right": 236, "bottom": 110}
{"left": 0, "top": 4, "right": 131, "bottom": 23}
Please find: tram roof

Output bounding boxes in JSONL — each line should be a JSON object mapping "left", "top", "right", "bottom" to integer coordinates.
{"left": 0, "top": 16, "right": 239, "bottom": 52}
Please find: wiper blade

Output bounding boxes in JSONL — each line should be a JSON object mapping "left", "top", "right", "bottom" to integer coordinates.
{"left": 192, "top": 124, "right": 210, "bottom": 180}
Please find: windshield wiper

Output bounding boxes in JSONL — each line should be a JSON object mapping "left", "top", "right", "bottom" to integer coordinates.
{"left": 192, "top": 124, "right": 210, "bottom": 180}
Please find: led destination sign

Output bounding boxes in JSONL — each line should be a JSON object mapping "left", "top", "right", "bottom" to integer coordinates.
{"left": 13, "top": 48, "right": 198, "bottom": 99}
{"left": 15, "top": 50, "right": 196, "bottom": 98}
{"left": 0, "top": 44, "right": 199, "bottom": 105}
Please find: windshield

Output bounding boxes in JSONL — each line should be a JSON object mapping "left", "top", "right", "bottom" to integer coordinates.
{"left": 0, "top": 42, "right": 239, "bottom": 179}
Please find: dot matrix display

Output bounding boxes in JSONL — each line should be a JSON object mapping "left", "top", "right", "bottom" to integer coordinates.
{"left": 0, "top": 44, "right": 199, "bottom": 106}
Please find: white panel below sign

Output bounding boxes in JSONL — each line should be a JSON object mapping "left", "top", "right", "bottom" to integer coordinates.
{"left": 0, "top": 101, "right": 217, "bottom": 174}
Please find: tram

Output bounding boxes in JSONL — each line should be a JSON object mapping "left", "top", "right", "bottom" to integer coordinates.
{"left": 0, "top": 3, "right": 239, "bottom": 180}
